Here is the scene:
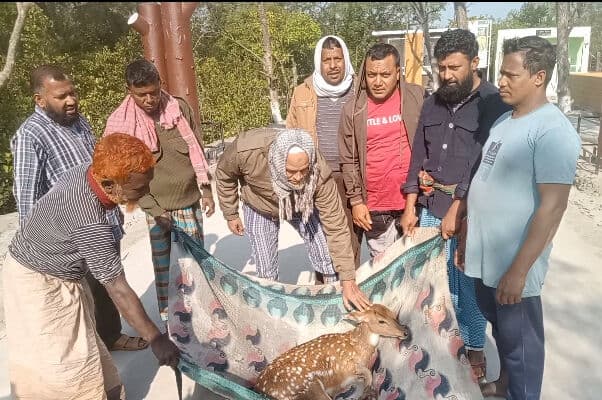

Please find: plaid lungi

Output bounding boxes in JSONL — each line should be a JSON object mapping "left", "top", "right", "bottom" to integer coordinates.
{"left": 146, "top": 203, "right": 204, "bottom": 321}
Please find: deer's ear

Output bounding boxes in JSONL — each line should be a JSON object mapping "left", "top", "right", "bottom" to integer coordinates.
{"left": 345, "top": 310, "right": 366, "bottom": 323}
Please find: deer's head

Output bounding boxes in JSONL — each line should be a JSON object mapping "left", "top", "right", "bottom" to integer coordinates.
{"left": 346, "top": 304, "right": 409, "bottom": 339}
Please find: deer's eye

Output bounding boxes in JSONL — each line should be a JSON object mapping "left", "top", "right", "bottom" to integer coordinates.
{"left": 378, "top": 320, "right": 386, "bottom": 324}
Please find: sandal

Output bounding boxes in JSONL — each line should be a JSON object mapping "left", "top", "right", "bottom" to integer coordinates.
{"left": 110, "top": 334, "right": 149, "bottom": 351}
{"left": 467, "top": 350, "right": 487, "bottom": 383}
{"left": 480, "top": 380, "right": 507, "bottom": 398}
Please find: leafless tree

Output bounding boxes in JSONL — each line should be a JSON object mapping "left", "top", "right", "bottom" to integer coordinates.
{"left": 409, "top": 2, "right": 444, "bottom": 91}
{"left": 0, "top": 2, "right": 34, "bottom": 88}
{"left": 258, "top": 2, "right": 283, "bottom": 124}
{"left": 556, "top": 2, "right": 584, "bottom": 113}
{"left": 454, "top": 2, "right": 468, "bottom": 29}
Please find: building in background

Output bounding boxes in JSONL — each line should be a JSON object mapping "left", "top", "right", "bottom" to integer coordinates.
{"left": 494, "top": 26, "right": 591, "bottom": 103}
{"left": 372, "top": 20, "right": 493, "bottom": 91}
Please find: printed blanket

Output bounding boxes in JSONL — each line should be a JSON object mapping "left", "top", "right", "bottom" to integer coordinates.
{"left": 168, "top": 227, "right": 484, "bottom": 399}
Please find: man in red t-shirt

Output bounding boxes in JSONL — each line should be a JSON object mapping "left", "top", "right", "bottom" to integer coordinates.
{"left": 338, "top": 43, "right": 424, "bottom": 259}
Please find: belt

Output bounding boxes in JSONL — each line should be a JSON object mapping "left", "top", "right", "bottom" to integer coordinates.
{"left": 419, "top": 170, "right": 457, "bottom": 196}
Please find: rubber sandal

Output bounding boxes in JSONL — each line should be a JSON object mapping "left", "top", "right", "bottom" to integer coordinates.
{"left": 110, "top": 334, "right": 149, "bottom": 351}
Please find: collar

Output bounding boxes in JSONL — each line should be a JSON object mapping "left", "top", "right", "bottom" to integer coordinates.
{"left": 86, "top": 167, "right": 117, "bottom": 209}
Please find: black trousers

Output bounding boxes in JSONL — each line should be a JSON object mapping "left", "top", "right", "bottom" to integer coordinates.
{"left": 475, "top": 279, "right": 545, "bottom": 400}
{"left": 85, "top": 272, "right": 123, "bottom": 347}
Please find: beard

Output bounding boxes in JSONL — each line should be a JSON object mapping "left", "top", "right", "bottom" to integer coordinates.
{"left": 45, "top": 106, "right": 78, "bottom": 126}
{"left": 436, "top": 73, "right": 474, "bottom": 105}
{"left": 289, "top": 181, "right": 306, "bottom": 191}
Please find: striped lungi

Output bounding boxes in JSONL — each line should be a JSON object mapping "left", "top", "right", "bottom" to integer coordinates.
{"left": 2, "top": 253, "right": 123, "bottom": 399}
{"left": 146, "top": 203, "right": 204, "bottom": 321}
{"left": 242, "top": 203, "right": 337, "bottom": 282}
{"left": 419, "top": 207, "right": 487, "bottom": 349}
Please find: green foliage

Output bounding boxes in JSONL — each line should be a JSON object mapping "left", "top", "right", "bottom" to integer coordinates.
{"left": 192, "top": 3, "right": 322, "bottom": 139}
{"left": 73, "top": 31, "right": 142, "bottom": 134}
{"left": 35, "top": 2, "right": 137, "bottom": 53}
{"left": 0, "top": 4, "right": 141, "bottom": 213}
{"left": 197, "top": 57, "right": 271, "bottom": 141}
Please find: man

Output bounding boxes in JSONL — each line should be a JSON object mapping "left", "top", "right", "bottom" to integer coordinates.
{"left": 463, "top": 36, "right": 580, "bottom": 399}
{"left": 10, "top": 64, "right": 147, "bottom": 352}
{"left": 401, "top": 29, "right": 511, "bottom": 383}
{"left": 216, "top": 127, "right": 370, "bottom": 312}
{"left": 338, "top": 43, "right": 424, "bottom": 260}
{"left": 4, "top": 133, "right": 180, "bottom": 399}
{"left": 286, "top": 35, "right": 361, "bottom": 274}
{"left": 104, "top": 59, "right": 215, "bottom": 322}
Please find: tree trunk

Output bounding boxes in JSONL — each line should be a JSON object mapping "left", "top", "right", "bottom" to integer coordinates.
{"left": 258, "top": 3, "right": 283, "bottom": 124}
{"left": 422, "top": 18, "right": 439, "bottom": 91}
{"left": 556, "top": 2, "right": 572, "bottom": 113}
{"left": 291, "top": 56, "right": 298, "bottom": 89}
{"left": 454, "top": 2, "right": 468, "bottom": 29}
{"left": 0, "top": 2, "right": 34, "bottom": 89}
{"left": 410, "top": 2, "right": 439, "bottom": 92}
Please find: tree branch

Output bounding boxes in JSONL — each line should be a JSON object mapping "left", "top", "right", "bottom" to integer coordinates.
{"left": 0, "top": 2, "right": 34, "bottom": 88}
{"left": 222, "top": 31, "right": 264, "bottom": 64}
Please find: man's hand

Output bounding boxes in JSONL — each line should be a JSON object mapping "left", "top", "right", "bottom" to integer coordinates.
{"left": 496, "top": 268, "right": 527, "bottom": 305}
{"left": 154, "top": 213, "right": 173, "bottom": 232}
{"left": 150, "top": 332, "right": 180, "bottom": 368}
{"left": 401, "top": 207, "right": 418, "bottom": 237}
{"left": 441, "top": 201, "right": 462, "bottom": 240}
{"left": 103, "top": 273, "right": 179, "bottom": 370}
{"left": 227, "top": 217, "right": 245, "bottom": 235}
{"left": 341, "top": 280, "right": 371, "bottom": 311}
{"left": 351, "top": 204, "right": 372, "bottom": 231}
{"left": 453, "top": 218, "right": 467, "bottom": 272}
{"left": 201, "top": 197, "right": 215, "bottom": 217}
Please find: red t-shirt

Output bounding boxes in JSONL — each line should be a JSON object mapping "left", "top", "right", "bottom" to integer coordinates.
{"left": 365, "top": 89, "right": 411, "bottom": 211}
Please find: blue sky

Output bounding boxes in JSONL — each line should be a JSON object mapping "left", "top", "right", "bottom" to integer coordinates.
{"left": 438, "top": 2, "right": 524, "bottom": 26}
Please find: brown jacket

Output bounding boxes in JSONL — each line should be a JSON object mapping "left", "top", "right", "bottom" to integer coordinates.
{"left": 215, "top": 127, "right": 356, "bottom": 281}
{"left": 338, "top": 61, "right": 424, "bottom": 207}
{"left": 286, "top": 76, "right": 318, "bottom": 140}
{"left": 286, "top": 76, "right": 357, "bottom": 145}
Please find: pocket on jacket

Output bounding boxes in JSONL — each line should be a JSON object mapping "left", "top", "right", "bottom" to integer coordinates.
{"left": 452, "top": 120, "right": 479, "bottom": 158}
{"left": 295, "top": 100, "right": 314, "bottom": 110}
{"left": 423, "top": 119, "right": 443, "bottom": 146}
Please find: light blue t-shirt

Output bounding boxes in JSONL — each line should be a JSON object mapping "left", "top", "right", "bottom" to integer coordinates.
{"left": 465, "top": 103, "right": 580, "bottom": 297}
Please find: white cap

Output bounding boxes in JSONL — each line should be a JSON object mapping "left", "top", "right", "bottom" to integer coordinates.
{"left": 288, "top": 145, "right": 306, "bottom": 155}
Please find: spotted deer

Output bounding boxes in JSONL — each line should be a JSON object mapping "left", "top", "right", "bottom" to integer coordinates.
{"left": 254, "top": 304, "right": 409, "bottom": 400}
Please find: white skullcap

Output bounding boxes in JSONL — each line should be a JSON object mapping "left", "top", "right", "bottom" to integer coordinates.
{"left": 288, "top": 145, "right": 306, "bottom": 154}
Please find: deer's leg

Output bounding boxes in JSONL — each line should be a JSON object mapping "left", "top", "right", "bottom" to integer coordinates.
{"left": 303, "top": 378, "right": 333, "bottom": 400}
{"left": 354, "top": 365, "right": 373, "bottom": 390}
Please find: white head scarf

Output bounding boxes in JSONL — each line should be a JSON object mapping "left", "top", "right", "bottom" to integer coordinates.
{"left": 312, "top": 35, "right": 354, "bottom": 98}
